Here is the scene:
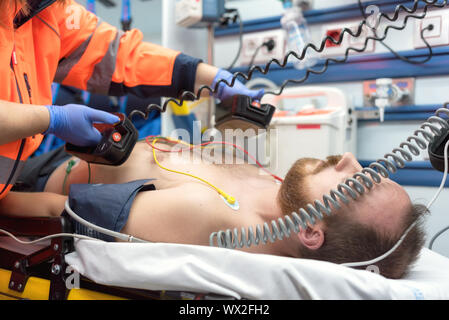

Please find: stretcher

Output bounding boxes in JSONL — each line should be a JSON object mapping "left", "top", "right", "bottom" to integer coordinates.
{"left": 0, "top": 216, "right": 230, "bottom": 300}
{"left": 1, "top": 215, "right": 449, "bottom": 300}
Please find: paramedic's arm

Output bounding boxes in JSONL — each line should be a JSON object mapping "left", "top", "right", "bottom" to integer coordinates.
{"left": 53, "top": 1, "right": 262, "bottom": 101}
{"left": 195, "top": 63, "right": 264, "bottom": 101}
{"left": 0, "top": 192, "right": 67, "bottom": 217}
{"left": 195, "top": 63, "right": 219, "bottom": 94}
{"left": 0, "top": 99, "right": 118, "bottom": 147}
{"left": 53, "top": 0, "right": 194, "bottom": 98}
{"left": 0, "top": 100, "right": 49, "bottom": 145}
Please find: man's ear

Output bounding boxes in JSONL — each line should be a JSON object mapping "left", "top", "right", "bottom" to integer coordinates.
{"left": 297, "top": 226, "right": 324, "bottom": 250}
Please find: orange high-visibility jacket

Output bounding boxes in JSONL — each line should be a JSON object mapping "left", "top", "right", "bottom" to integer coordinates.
{"left": 0, "top": 0, "right": 201, "bottom": 199}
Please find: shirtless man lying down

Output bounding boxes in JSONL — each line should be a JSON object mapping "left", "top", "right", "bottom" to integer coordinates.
{"left": 3, "top": 138, "right": 427, "bottom": 279}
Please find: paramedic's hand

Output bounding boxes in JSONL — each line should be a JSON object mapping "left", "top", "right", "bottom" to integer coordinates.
{"left": 44, "top": 104, "right": 120, "bottom": 147}
{"left": 211, "top": 69, "right": 265, "bottom": 102}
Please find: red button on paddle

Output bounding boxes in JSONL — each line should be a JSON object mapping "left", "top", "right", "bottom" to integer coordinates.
{"left": 112, "top": 132, "right": 122, "bottom": 142}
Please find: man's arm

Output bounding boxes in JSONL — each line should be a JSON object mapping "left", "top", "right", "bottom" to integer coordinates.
{"left": 0, "top": 192, "right": 67, "bottom": 217}
{"left": 121, "top": 185, "right": 225, "bottom": 246}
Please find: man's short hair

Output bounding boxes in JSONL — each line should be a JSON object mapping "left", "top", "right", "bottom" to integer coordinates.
{"left": 297, "top": 203, "right": 428, "bottom": 279}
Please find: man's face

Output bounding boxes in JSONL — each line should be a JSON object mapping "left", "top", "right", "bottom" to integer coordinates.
{"left": 280, "top": 153, "right": 412, "bottom": 235}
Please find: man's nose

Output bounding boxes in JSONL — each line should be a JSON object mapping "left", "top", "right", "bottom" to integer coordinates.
{"left": 336, "top": 152, "right": 363, "bottom": 172}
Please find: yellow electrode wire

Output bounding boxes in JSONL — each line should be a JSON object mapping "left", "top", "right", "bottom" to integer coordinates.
{"left": 151, "top": 137, "right": 236, "bottom": 205}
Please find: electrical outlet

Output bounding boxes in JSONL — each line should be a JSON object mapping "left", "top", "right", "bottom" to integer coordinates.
{"left": 347, "top": 23, "right": 375, "bottom": 52}
{"left": 325, "top": 28, "right": 343, "bottom": 48}
{"left": 242, "top": 36, "right": 260, "bottom": 59}
{"left": 414, "top": 9, "right": 449, "bottom": 48}
{"left": 321, "top": 21, "right": 375, "bottom": 57}
{"left": 240, "top": 29, "right": 286, "bottom": 67}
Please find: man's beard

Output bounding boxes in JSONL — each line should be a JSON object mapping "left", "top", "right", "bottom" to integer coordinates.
{"left": 277, "top": 155, "right": 342, "bottom": 216}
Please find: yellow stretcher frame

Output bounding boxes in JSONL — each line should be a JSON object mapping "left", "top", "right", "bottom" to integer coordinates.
{"left": 0, "top": 268, "right": 124, "bottom": 300}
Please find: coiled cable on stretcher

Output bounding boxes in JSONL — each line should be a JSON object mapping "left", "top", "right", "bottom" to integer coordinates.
{"left": 127, "top": 0, "right": 444, "bottom": 121}
{"left": 209, "top": 107, "right": 449, "bottom": 267}
{"left": 0, "top": 202, "right": 149, "bottom": 244}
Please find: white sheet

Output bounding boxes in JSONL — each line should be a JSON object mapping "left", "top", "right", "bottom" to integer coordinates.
{"left": 65, "top": 240, "right": 449, "bottom": 300}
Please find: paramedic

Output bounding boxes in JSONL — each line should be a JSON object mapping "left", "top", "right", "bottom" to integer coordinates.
{"left": 0, "top": 0, "right": 263, "bottom": 203}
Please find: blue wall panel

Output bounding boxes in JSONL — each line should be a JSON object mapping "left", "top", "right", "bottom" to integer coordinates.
{"left": 231, "top": 46, "right": 449, "bottom": 87}
{"left": 358, "top": 160, "right": 449, "bottom": 187}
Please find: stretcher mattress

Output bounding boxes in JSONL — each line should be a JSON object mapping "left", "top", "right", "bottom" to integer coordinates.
{"left": 65, "top": 240, "right": 449, "bottom": 300}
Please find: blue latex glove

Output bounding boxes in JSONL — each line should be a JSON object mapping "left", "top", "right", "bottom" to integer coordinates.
{"left": 211, "top": 69, "right": 264, "bottom": 102}
{"left": 44, "top": 104, "right": 120, "bottom": 147}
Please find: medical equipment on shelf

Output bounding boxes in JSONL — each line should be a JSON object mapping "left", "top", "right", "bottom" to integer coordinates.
{"left": 214, "top": 95, "right": 276, "bottom": 131}
{"left": 175, "top": 0, "right": 226, "bottom": 28}
{"left": 280, "top": 0, "right": 317, "bottom": 70}
{"left": 370, "top": 78, "right": 411, "bottom": 122}
{"left": 65, "top": 113, "right": 138, "bottom": 166}
{"left": 261, "top": 86, "right": 356, "bottom": 178}
{"left": 209, "top": 107, "right": 449, "bottom": 268}
{"left": 279, "top": 0, "right": 314, "bottom": 10}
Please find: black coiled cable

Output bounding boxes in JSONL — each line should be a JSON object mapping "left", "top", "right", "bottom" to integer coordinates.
{"left": 357, "top": 0, "right": 434, "bottom": 65}
{"left": 127, "top": 0, "right": 447, "bottom": 122}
